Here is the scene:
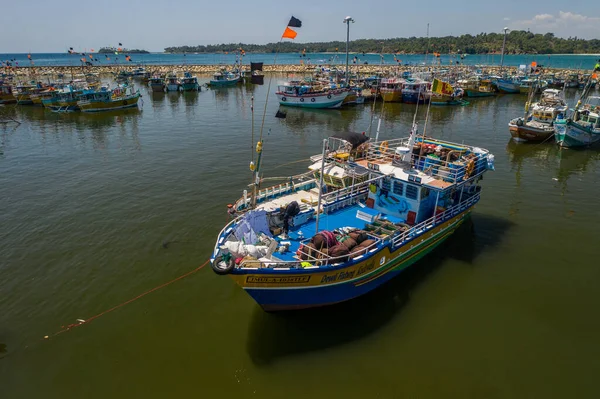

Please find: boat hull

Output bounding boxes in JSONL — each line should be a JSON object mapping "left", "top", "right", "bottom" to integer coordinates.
{"left": 0, "top": 94, "right": 16, "bottom": 104}
{"left": 150, "top": 84, "right": 165, "bottom": 92}
{"left": 554, "top": 120, "right": 600, "bottom": 148}
{"left": 228, "top": 210, "right": 470, "bottom": 311}
{"left": 402, "top": 91, "right": 425, "bottom": 104}
{"left": 78, "top": 94, "right": 140, "bottom": 113}
{"left": 277, "top": 90, "right": 349, "bottom": 109}
{"left": 508, "top": 120, "right": 555, "bottom": 143}
{"left": 180, "top": 83, "right": 199, "bottom": 91}
{"left": 210, "top": 78, "right": 241, "bottom": 87}
{"left": 464, "top": 89, "right": 496, "bottom": 98}
{"left": 380, "top": 90, "right": 402, "bottom": 102}
{"left": 496, "top": 80, "right": 521, "bottom": 94}
{"left": 166, "top": 84, "right": 180, "bottom": 92}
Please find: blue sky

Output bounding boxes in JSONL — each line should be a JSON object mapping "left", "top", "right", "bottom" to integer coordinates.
{"left": 1, "top": 0, "right": 599, "bottom": 52}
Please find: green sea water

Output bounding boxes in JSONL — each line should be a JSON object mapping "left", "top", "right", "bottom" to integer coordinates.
{"left": 1, "top": 79, "right": 599, "bottom": 398}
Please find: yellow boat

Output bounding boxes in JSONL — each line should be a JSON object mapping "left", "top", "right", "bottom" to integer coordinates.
{"left": 379, "top": 78, "right": 404, "bottom": 102}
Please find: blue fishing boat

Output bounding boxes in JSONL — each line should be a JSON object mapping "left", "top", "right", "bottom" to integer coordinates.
{"left": 77, "top": 84, "right": 140, "bottom": 112}
{"left": 210, "top": 70, "right": 241, "bottom": 87}
{"left": 210, "top": 128, "right": 495, "bottom": 311}
{"left": 180, "top": 71, "right": 200, "bottom": 91}
{"left": 496, "top": 78, "right": 521, "bottom": 94}
{"left": 554, "top": 76, "right": 600, "bottom": 147}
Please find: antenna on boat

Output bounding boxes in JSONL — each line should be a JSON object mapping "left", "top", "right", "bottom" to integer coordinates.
{"left": 314, "top": 138, "right": 328, "bottom": 234}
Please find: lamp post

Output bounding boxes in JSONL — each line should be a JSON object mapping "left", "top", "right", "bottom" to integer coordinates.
{"left": 500, "top": 27, "right": 509, "bottom": 72}
{"left": 343, "top": 16, "right": 354, "bottom": 87}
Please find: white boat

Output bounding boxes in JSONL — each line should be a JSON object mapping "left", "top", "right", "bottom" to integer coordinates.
{"left": 276, "top": 83, "right": 349, "bottom": 109}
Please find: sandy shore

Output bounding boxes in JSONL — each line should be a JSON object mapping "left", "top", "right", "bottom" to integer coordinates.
{"left": 7, "top": 64, "right": 588, "bottom": 78}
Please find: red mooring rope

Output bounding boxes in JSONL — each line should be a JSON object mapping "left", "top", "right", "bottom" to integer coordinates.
{"left": 45, "top": 259, "right": 210, "bottom": 339}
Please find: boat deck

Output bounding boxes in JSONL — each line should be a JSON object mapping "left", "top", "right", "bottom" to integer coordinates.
{"left": 271, "top": 203, "right": 403, "bottom": 263}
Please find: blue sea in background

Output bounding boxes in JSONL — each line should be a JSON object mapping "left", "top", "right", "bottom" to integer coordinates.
{"left": 1, "top": 52, "right": 599, "bottom": 69}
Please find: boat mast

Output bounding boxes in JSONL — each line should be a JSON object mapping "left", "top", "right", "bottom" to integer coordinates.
{"left": 500, "top": 27, "right": 509, "bottom": 73}
{"left": 425, "top": 23, "right": 430, "bottom": 65}
{"left": 343, "top": 16, "right": 354, "bottom": 88}
{"left": 314, "top": 139, "right": 328, "bottom": 234}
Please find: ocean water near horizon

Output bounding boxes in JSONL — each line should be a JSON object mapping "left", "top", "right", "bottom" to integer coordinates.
{"left": 1, "top": 79, "right": 599, "bottom": 398}
{"left": 1, "top": 52, "right": 599, "bottom": 69}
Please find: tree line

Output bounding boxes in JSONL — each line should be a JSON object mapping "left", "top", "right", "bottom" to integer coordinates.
{"left": 164, "top": 31, "right": 600, "bottom": 54}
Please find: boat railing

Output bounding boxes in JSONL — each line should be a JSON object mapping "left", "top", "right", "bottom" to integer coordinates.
{"left": 236, "top": 190, "right": 481, "bottom": 270}
{"left": 392, "top": 191, "right": 480, "bottom": 249}
{"left": 234, "top": 171, "right": 317, "bottom": 211}
{"left": 363, "top": 138, "right": 490, "bottom": 184}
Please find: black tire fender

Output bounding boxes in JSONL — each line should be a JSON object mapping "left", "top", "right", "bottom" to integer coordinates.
{"left": 212, "top": 254, "right": 235, "bottom": 275}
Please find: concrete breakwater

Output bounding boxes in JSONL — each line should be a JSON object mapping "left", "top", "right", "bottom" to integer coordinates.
{"left": 7, "top": 64, "right": 589, "bottom": 78}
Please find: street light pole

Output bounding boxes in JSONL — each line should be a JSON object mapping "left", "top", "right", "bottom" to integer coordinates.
{"left": 500, "top": 27, "right": 509, "bottom": 73}
{"left": 343, "top": 16, "right": 354, "bottom": 87}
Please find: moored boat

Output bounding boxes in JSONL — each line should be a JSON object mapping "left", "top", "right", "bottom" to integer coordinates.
{"left": 402, "top": 80, "right": 429, "bottom": 104}
{"left": 149, "top": 75, "right": 166, "bottom": 92}
{"left": 0, "top": 82, "right": 16, "bottom": 104}
{"left": 210, "top": 71, "right": 241, "bottom": 87}
{"left": 276, "top": 82, "right": 350, "bottom": 109}
{"left": 165, "top": 72, "right": 180, "bottom": 91}
{"left": 509, "top": 88, "right": 567, "bottom": 142}
{"left": 77, "top": 84, "right": 140, "bottom": 112}
{"left": 180, "top": 71, "right": 200, "bottom": 91}
{"left": 379, "top": 78, "right": 404, "bottom": 102}
{"left": 554, "top": 93, "right": 600, "bottom": 147}
{"left": 496, "top": 77, "right": 521, "bottom": 94}
{"left": 210, "top": 130, "right": 495, "bottom": 311}
{"left": 462, "top": 78, "right": 497, "bottom": 98}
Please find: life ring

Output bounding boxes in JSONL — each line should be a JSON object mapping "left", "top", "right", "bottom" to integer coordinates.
{"left": 311, "top": 98, "right": 316, "bottom": 102}
{"left": 465, "top": 159, "right": 475, "bottom": 179}
{"left": 281, "top": 96, "right": 287, "bottom": 102}
{"left": 327, "top": 94, "right": 332, "bottom": 99}
{"left": 300, "top": 97, "right": 304, "bottom": 102}
{"left": 212, "top": 254, "right": 235, "bottom": 275}
{"left": 380, "top": 140, "right": 389, "bottom": 152}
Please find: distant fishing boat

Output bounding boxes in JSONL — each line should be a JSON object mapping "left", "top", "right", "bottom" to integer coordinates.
{"left": 519, "top": 78, "right": 547, "bottom": 94}
{"left": 77, "top": 84, "right": 140, "bottom": 112}
{"left": 509, "top": 88, "right": 567, "bottom": 142}
{"left": 379, "top": 78, "right": 404, "bottom": 102}
{"left": 276, "top": 82, "right": 349, "bottom": 109}
{"left": 180, "top": 71, "right": 200, "bottom": 91}
{"left": 210, "top": 71, "right": 241, "bottom": 87}
{"left": 148, "top": 75, "right": 165, "bottom": 92}
{"left": 496, "top": 78, "right": 521, "bottom": 94}
{"left": 554, "top": 75, "right": 600, "bottom": 147}
{"left": 41, "top": 82, "right": 86, "bottom": 111}
{"left": 402, "top": 80, "right": 429, "bottom": 104}
{"left": 132, "top": 67, "right": 147, "bottom": 79}
{"left": 461, "top": 78, "right": 496, "bottom": 97}
{"left": 564, "top": 73, "right": 579, "bottom": 89}
{"left": 13, "top": 84, "right": 39, "bottom": 105}
{"left": 165, "top": 72, "right": 180, "bottom": 91}
{"left": 0, "top": 82, "right": 16, "bottom": 104}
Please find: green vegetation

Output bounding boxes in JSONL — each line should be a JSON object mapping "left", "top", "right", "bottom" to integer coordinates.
{"left": 165, "top": 31, "right": 600, "bottom": 54}
{"left": 98, "top": 47, "right": 150, "bottom": 54}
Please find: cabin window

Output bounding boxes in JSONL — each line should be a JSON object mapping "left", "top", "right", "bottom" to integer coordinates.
{"left": 405, "top": 184, "right": 418, "bottom": 200}
{"left": 382, "top": 179, "right": 391, "bottom": 191}
{"left": 393, "top": 181, "right": 404, "bottom": 196}
{"left": 421, "top": 187, "right": 430, "bottom": 200}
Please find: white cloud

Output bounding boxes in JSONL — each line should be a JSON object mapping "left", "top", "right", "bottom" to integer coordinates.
{"left": 513, "top": 11, "right": 600, "bottom": 38}
{"left": 503, "top": 17, "right": 511, "bottom": 21}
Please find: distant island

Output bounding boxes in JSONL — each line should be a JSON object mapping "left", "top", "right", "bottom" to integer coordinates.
{"left": 165, "top": 30, "right": 600, "bottom": 55}
{"left": 98, "top": 47, "right": 150, "bottom": 54}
